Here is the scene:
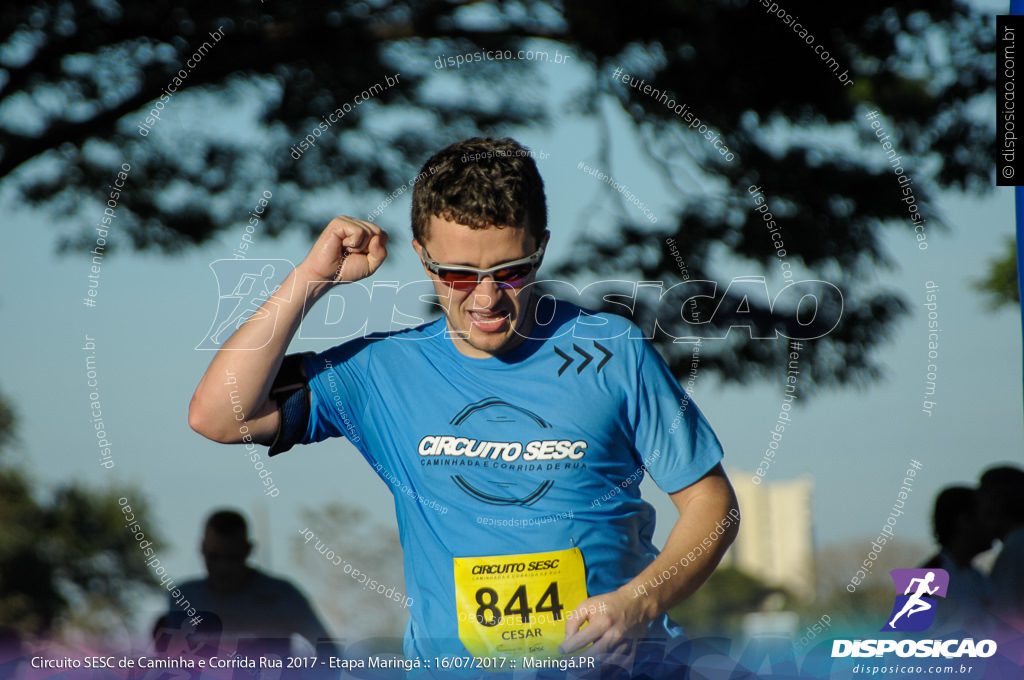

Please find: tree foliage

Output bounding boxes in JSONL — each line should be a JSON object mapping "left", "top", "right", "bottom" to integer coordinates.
{"left": 2, "top": 0, "right": 547, "bottom": 253}
{"left": 1, "top": 0, "right": 996, "bottom": 390}
{"left": 973, "top": 237, "right": 1020, "bottom": 310}
{"left": 666, "top": 566, "right": 788, "bottom": 637}
{"left": 552, "top": 0, "right": 994, "bottom": 392}
{"left": 0, "top": 393, "right": 164, "bottom": 638}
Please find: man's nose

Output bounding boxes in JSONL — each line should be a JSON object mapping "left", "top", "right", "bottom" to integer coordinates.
{"left": 471, "top": 277, "right": 502, "bottom": 306}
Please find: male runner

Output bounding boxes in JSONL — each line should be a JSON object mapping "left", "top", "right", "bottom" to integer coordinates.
{"left": 189, "top": 137, "right": 739, "bottom": 673}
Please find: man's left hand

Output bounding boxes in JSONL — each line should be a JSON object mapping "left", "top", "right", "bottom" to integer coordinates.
{"left": 559, "top": 586, "right": 651, "bottom": 658}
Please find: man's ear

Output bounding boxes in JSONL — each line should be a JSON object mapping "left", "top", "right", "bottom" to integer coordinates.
{"left": 411, "top": 239, "right": 431, "bottom": 273}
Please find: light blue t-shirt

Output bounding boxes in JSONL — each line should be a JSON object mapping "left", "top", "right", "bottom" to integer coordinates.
{"left": 300, "top": 296, "right": 724, "bottom": 662}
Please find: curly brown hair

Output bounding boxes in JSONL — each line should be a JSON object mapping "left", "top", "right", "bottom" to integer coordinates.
{"left": 410, "top": 137, "right": 547, "bottom": 244}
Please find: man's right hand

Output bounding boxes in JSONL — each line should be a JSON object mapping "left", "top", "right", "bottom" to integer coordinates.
{"left": 299, "top": 217, "right": 389, "bottom": 285}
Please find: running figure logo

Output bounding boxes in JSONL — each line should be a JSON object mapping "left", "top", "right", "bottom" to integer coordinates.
{"left": 881, "top": 569, "right": 949, "bottom": 632}
{"left": 196, "top": 259, "right": 293, "bottom": 350}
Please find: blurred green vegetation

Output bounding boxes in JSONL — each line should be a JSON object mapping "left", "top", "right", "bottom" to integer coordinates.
{"left": 973, "top": 237, "right": 1020, "bottom": 310}
{"left": 0, "top": 391, "right": 164, "bottom": 639}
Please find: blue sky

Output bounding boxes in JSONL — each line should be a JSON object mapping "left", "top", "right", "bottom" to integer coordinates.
{"left": 0, "top": 2, "right": 1018, "bottom": 640}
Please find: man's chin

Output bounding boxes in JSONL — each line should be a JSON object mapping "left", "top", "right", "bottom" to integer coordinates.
{"left": 447, "top": 314, "right": 531, "bottom": 356}
{"left": 460, "top": 329, "right": 525, "bottom": 356}
{"left": 469, "top": 334, "right": 511, "bottom": 352}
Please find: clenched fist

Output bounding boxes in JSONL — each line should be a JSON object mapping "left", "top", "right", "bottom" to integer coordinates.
{"left": 301, "top": 216, "right": 389, "bottom": 284}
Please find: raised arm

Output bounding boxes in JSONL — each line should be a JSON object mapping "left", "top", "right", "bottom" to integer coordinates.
{"left": 188, "top": 217, "right": 388, "bottom": 444}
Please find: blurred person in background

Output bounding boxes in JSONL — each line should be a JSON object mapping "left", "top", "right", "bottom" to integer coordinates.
{"left": 920, "top": 486, "right": 992, "bottom": 632}
{"left": 170, "top": 509, "right": 331, "bottom": 653}
{"left": 979, "top": 465, "right": 1024, "bottom": 621}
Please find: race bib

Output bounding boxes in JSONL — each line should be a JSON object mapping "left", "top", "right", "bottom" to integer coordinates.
{"left": 453, "top": 547, "right": 588, "bottom": 661}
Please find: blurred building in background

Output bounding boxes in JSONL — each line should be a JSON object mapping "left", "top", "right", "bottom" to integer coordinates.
{"left": 724, "top": 471, "right": 816, "bottom": 602}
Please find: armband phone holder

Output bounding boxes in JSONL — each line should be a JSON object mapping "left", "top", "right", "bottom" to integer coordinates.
{"left": 268, "top": 352, "right": 314, "bottom": 456}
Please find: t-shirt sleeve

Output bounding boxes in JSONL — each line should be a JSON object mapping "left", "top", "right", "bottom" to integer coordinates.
{"left": 629, "top": 338, "right": 724, "bottom": 494}
{"left": 300, "top": 341, "right": 371, "bottom": 449}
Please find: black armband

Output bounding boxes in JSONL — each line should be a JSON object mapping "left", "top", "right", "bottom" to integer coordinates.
{"left": 268, "top": 352, "right": 315, "bottom": 457}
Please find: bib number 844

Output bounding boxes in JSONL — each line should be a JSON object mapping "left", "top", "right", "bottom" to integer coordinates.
{"left": 474, "top": 582, "right": 563, "bottom": 627}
